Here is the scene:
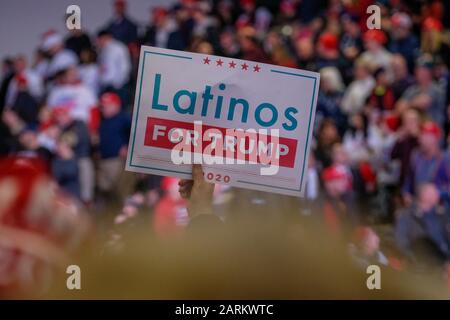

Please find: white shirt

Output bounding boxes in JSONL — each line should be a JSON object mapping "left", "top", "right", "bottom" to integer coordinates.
{"left": 33, "top": 60, "right": 49, "bottom": 79}
{"left": 79, "top": 64, "right": 100, "bottom": 96}
{"left": 341, "top": 77, "right": 375, "bottom": 115}
{"left": 99, "top": 39, "right": 131, "bottom": 89}
{"left": 47, "top": 49, "right": 78, "bottom": 78}
{"left": 47, "top": 83, "right": 97, "bottom": 122}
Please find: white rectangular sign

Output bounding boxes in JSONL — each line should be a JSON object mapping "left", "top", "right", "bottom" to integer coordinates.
{"left": 126, "top": 46, "right": 320, "bottom": 197}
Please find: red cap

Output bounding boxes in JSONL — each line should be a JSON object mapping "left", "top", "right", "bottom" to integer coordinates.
{"left": 280, "top": 0, "right": 296, "bottom": 14}
{"left": 422, "top": 17, "right": 443, "bottom": 32}
{"left": 16, "top": 74, "right": 28, "bottom": 88}
{"left": 391, "top": 12, "right": 412, "bottom": 29}
{"left": 52, "top": 105, "right": 71, "bottom": 118}
{"left": 161, "top": 177, "right": 179, "bottom": 191}
{"left": 100, "top": 92, "right": 121, "bottom": 107}
{"left": 152, "top": 7, "right": 168, "bottom": 19}
{"left": 384, "top": 114, "right": 400, "bottom": 132}
{"left": 358, "top": 162, "right": 376, "bottom": 185}
{"left": 363, "top": 29, "right": 387, "bottom": 45}
{"left": 318, "top": 32, "right": 339, "bottom": 51}
{"left": 354, "top": 226, "right": 373, "bottom": 243}
{"left": 240, "top": 0, "right": 256, "bottom": 6}
{"left": 322, "top": 165, "right": 348, "bottom": 182}
{"left": 421, "top": 121, "right": 441, "bottom": 138}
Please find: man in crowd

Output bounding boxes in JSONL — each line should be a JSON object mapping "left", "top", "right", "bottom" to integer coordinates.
{"left": 5, "top": 55, "right": 43, "bottom": 108}
{"left": 396, "top": 183, "right": 450, "bottom": 262}
{"left": 402, "top": 121, "right": 450, "bottom": 206}
{"left": 51, "top": 106, "right": 90, "bottom": 200}
{"left": 397, "top": 55, "right": 446, "bottom": 127}
{"left": 97, "top": 92, "right": 131, "bottom": 201}
{"left": 96, "top": 29, "right": 131, "bottom": 105}
{"left": 41, "top": 31, "right": 78, "bottom": 80}
{"left": 104, "top": 0, "right": 138, "bottom": 48}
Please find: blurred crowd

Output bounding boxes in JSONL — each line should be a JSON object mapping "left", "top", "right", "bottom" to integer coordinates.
{"left": 1, "top": 0, "right": 450, "bottom": 293}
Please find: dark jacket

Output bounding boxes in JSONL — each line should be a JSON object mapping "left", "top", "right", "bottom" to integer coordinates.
{"left": 395, "top": 205, "right": 450, "bottom": 260}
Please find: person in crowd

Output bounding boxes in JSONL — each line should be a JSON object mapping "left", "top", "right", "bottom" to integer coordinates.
{"left": 236, "top": 0, "right": 257, "bottom": 28}
{"left": 388, "top": 12, "right": 420, "bottom": 73}
{"left": 191, "top": 1, "right": 219, "bottom": 47}
{"left": 395, "top": 183, "right": 450, "bottom": 262}
{"left": 49, "top": 108, "right": 79, "bottom": 199}
{"left": 41, "top": 31, "right": 78, "bottom": 80}
{"left": 52, "top": 104, "right": 93, "bottom": 205}
{"left": 97, "top": 92, "right": 131, "bottom": 200}
{"left": 365, "top": 67, "right": 396, "bottom": 115}
{"left": 65, "top": 28, "right": 93, "bottom": 59}
{"left": 78, "top": 48, "right": 100, "bottom": 96}
{"left": 46, "top": 66, "right": 98, "bottom": 132}
{"left": 7, "top": 75, "right": 40, "bottom": 128}
{"left": 104, "top": 0, "right": 138, "bottom": 48}
{"left": 153, "top": 177, "right": 188, "bottom": 236}
{"left": 5, "top": 55, "right": 43, "bottom": 107}
{"left": 391, "top": 108, "right": 421, "bottom": 187}
{"left": 264, "top": 30, "right": 296, "bottom": 68}
{"left": 314, "top": 119, "right": 341, "bottom": 170}
{"left": 316, "top": 67, "right": 347, "bottom": 136}
{"left": 421, "top": 16, "right": 444, "bottom": 55}
{"left": 360, "top": 29, "right": 393, "bottom": 79}
{"left": 402, "top": 121, "right": 450, "bottom": 206}
{"left": 237, "top": 27, "right": 271, "bottom": 63}
{"left": 321, "top": 164, "right": 357, "bottom": 236}
{"left": 215, "top": 0, "right": 236, "bottom": 29}
{"left": 339, "top": 13, "right": 363, "bottom": 62}
{"left": 342, "top": 113, "right": 371, "bottom": 165}
{"left": 330, "top": 143, "right": 353, "bottom": 188}
{"left": 96, "top": 29, "right": 131, "bottom": 105}
{"left": 141, "top": 7, "right": 181, "bottom": 49}
{"left": 217, "top": 28, "right": 240, "bottom": 58}
{"left": 341, "top": 58, "right": 375, "bottom": 116}
{"left": 0, "top": 157, "right": 91, "bottom": 296}
{"left": 0, "top": 57, "right": 15, "bottom": 109}
{"left": 31, "top": 49, "right": 50, "bottom": 80}
{"left": 350, "top": 226, "right": 389, "bottom": 268}
{"left": 293, "top": 32, "right": 317, "bottom": 71}
{"left": 391, "top": 54, "right": 415, "bottom": 101}
{"left": 397, "top": 55, "right": 446, "bottom": 127}
{"left": 315, "top": 31, "right": 345, "bottom": 72}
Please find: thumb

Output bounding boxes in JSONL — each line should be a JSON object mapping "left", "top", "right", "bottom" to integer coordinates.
{"left": 192, "top": 164, "right": 204, "bottom": 182}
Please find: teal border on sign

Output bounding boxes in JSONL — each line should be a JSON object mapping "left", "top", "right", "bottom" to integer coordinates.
{"left": 128, "top": 50, "right": 318, "bottom": 193}
{"left": 128, "top": 50, "right": 192, "bottom": 176}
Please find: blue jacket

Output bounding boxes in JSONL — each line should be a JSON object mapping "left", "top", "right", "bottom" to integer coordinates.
{"left": 395, "top": 205, "right": 450, "bottom": 260}
{"left": 99, "top": 112, "right": 131, "bottom": 159}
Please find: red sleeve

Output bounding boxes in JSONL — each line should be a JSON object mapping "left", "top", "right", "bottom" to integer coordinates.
{"left": 89, "top": 106, "right": 101, "bottom": 134}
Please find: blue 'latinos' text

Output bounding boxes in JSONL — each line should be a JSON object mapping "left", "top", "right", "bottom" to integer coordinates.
{"left": 151, "top": 73, "right": 299, "bottom": 131}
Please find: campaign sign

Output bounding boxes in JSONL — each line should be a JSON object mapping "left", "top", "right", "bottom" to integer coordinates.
{"left": 126, "top": 46, "right": 320, "bottom": 197}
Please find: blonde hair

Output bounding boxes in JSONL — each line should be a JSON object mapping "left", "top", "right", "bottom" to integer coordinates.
{"left": 320, "top": 67, "right": 344, "bottom": 92}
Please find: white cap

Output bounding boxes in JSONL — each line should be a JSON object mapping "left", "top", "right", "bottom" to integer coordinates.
{"left": 41, "top": 33, "right": 63, "bottom": 51}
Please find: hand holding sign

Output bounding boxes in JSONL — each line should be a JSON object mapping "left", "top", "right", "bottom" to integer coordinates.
{"left": 178, "top": 164, "right": 214, "bottom": 218}
{"left": 126, "top": 46, "right": 319, "bottom": 197}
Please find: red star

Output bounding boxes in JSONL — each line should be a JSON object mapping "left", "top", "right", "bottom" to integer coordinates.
{"left": 216, "top": 59, "right": 224, "bottom": 66}
{"left": 241, "top": 63, "right": 249, "bottom": 70}
{"left": 253, "top": 64, "right": 261, "bottom": 72}
{"left": 229, "top": 61, "right": 236, "bottom": 68}
{"left": 203, "top": 57, "right": 211, "bottom": 64}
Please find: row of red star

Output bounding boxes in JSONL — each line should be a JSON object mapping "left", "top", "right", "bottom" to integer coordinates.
{"left": 203, "top": 57, "right": 261, "bottom": 72}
